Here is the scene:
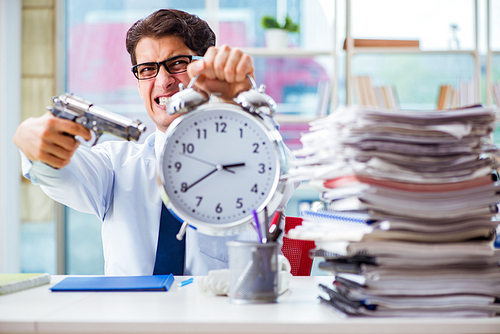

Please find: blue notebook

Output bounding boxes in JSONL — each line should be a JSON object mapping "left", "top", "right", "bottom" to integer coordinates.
{"left": 50, "top": 274, "right": 174, "bottom": 292}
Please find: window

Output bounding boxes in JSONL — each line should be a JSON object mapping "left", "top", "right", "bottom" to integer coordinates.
{"left": 351, "top": 0, "right": 476, "bottom": 50}
{"left": 352, "top": 53, "right": 476, "bottom": 109}
{"left": 65, "top": 0, "right": 334, "bottom": 124}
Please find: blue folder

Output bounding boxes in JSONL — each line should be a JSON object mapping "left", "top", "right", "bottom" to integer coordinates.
{"left": 50, "top": 274, "right": 174, "bottom": 292}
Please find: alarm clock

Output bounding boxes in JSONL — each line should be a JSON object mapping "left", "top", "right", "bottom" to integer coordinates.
{"left": 157, "top": 75, "right": 289, "bottom": 238}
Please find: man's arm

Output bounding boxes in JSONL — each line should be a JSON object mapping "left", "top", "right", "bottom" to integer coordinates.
{"left": 13, "top": 112, "right": 113, "bottom": 218}
{"left": 13, "top": 112, "right": 92, "bottom": 169}
{"left": 187, "top": 44, "right": 254, "bottom": 103}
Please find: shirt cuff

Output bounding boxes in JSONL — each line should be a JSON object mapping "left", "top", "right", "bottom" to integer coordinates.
{"left": 20, "top": 151, "right": 33, "bottom": 180}
{"left": 19, "top": 151, "right": 56, "bottom": 185}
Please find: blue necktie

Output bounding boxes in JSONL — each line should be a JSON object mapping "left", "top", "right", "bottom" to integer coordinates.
{"left": 153, "top": 203, "right": 185, "bottom": 275}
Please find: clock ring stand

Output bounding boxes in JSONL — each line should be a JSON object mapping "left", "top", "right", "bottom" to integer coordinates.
{"left": 157, "top": 74, "right": 289, "bottom": 239}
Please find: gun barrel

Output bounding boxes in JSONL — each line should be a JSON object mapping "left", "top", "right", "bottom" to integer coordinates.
{"left": 88, "top": 105, "right": 146, "bottom": 141}
{"left": 51, "top": 93, "right": 146, "bottom": 143}
{"left": 57, "top": 94, "right": 92, "bottom": 115}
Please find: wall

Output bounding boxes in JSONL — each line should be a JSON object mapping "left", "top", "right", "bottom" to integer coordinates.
{"left": 0, "top": 0, "right": 60, "bottom": 274}
{"left": 0, "top": 0, "right": 21, "bottom": 273}
{"left": 21, "top": 0, "right": 57, "bottom": 222}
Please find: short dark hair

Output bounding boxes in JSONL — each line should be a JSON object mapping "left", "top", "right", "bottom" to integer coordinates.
{"left": 126, "top": 9, "right": 216, "bottom": 65}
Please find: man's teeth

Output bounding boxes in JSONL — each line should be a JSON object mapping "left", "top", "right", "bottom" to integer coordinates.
{"left": 158, "top": 97, "right": 169, "bottom": 106}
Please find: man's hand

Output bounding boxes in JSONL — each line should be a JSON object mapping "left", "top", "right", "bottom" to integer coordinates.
{"left": 13, "top": 112, "right": 92, "bottom": 169}
{"left": 187, "top": 44, "right": 254, "bottom": 103}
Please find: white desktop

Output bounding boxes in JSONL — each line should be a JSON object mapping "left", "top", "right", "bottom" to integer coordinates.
{"left": 1, "top": 275, "right": 500, "bottom": 334}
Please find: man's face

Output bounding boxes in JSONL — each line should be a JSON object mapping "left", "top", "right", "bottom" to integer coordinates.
{"left": 135, "top": 36, "right": 196, "bottom": 132}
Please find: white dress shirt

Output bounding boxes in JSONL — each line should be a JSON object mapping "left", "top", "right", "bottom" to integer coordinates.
{"left": 21, "top": 128, "right": 256, "bottom": 276}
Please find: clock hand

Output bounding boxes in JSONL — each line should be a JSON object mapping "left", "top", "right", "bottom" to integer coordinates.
{"left": 181, "top": 154, "right": 217, "bottom": 168}
{"left": 185, "top": 167, "right": 218, "bottom": 191}
{"left": 181, "top": 154, "right": 236, "bottom": 174}
{"left": 181, "top": 154, "right": 242, "bottom": 174}
{"left": 222, "top": 162, "right": 245, "bottom": 172}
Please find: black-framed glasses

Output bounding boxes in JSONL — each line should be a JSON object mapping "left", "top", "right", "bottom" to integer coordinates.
{"left": 131, "top": 55, "right": 203, "bottom": 80}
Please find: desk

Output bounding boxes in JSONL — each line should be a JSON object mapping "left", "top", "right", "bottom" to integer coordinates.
{"left": 1, "top": 276, "right": 499, "bottom": 334}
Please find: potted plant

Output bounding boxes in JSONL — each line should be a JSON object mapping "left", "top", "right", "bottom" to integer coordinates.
{"left": 261, "top": 15, "right": 299, "bottom": 49}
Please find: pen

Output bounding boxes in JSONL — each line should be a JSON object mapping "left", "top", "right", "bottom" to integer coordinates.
{"left": 252, "top": 209, "right": 265, "bottom": 243}
{"left": 178, "top": 277, "right": 194, "bottom": 287}
{"left": 269, "top": 210, "right": 280, "bottom": 230}
{"left": 263, "top": 206, "right": 270, "bottom": 241}
{"left": 269, "top": 210, "right": 283, "bottom": 242}
{"left": 251, "top": 209, "right": 271, "bottom": 279}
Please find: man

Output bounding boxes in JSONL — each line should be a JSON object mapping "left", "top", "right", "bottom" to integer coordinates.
{"left": 13, "top": 9, "right": 270, "bottom": 276}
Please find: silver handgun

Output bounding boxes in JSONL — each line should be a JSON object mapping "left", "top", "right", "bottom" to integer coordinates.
{"left": 49, "top": 93, "right": 146, "bottom": 145}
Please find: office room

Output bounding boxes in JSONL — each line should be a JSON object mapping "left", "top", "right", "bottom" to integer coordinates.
{"left": 1, "top": 0, "right": 500, "bottom": 332}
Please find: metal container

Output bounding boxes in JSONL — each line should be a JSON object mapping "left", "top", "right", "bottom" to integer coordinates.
{"left": 227, "top": 241, "right": 279, "bottom": 304}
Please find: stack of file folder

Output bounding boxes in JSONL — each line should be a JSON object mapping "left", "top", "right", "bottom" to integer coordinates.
{"left": 287, "top": 105, "right": 500, "bottom": 317}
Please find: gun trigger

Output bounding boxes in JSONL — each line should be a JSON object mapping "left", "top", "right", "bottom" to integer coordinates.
{"left": 92, "top": 131, "right": 102, "bottom": 146}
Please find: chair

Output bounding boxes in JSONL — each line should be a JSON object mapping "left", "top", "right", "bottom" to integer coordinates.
{"left": 281, "top": 216, "right": 315, "bottom": 276}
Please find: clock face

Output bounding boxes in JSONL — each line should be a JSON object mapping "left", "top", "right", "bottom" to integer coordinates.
{"left": 159, "top": 104, "right": 283, "bottom": 233}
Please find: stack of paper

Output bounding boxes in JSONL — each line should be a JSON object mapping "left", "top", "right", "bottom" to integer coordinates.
{"left": 287, "top": 105, "right": 500, "bottom": 317}
{"left": 0, "top": 273, "right": 51, "bottom": 295}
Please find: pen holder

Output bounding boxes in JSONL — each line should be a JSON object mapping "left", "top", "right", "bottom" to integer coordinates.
{"left": 227, "top": 241, "right": 279, "bottom": 304}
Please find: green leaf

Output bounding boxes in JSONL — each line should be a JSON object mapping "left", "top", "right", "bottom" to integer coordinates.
{"left": 261, "top": 15, "right": 299, "bottom": 32}
{"left": 283, "top": 15, "right": 299, "bottom": 33}
{"left": 261, "top": 15, "right": 280, "bottom": 29}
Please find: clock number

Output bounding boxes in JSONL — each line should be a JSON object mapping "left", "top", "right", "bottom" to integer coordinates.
{"left": 182, "top": 143, "right": 194, "bottom": 154}
{"left": 252, "top": 143, "right": 259, "bottom": 153}
{"left": 180, "top": 182, "right": 188, "bottom": 192}
{"left": 197, "top": 128, "right": 207, "bottom": 139}
{"left": 239, "top": 128, "right": 243, "bottom": 138}
{"left": 258, "top": 163, "right": 265, "bottom": 174}
{"left": 236, "top": 198, "right": 243, "bottom": 209}
{"left": 196, "top": 196, "right": 203, "bottom": 207}
{"left": 250, "top": 184, "right": 258, "bottom": 193}
{"left": 174, "top": 162, "right": 182, "bottom": 172}
{"left": 215, "top": 203, "right": 223, "bottom": 213}
{"left": 215, "top": 122, "right": 227, "bottom": 133}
